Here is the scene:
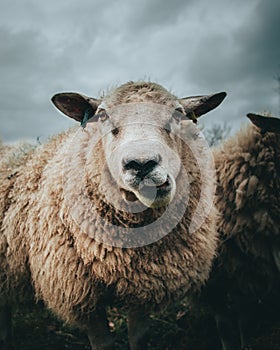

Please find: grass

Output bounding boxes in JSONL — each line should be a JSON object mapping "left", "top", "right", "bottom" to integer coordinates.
{"left": 11, "top": 301, "right": 280, "bottom": 349}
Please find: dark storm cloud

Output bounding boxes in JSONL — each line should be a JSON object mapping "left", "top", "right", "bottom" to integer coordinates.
{"left": 187, "top": 0, "right": 280, "bottom": 128}
{"left": 235, "top": 0, "right": 280, "bottom": 80}
{"left": 126, "top": 0, "right": 193, "bottom": 31}
{"left": 233, "top": 0, "right": 280, "bottom": 120}
{"left": 0, "top": 0, "right": 279, "bottom": 142}
{"left": 0, "top": 27, "right": 75, "bottom": 142}
{"left": 0, "top": 0, "right": 127, "bottom": 142}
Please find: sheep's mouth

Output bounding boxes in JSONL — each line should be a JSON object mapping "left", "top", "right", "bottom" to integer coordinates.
{"left": 140, "top": 178, "right": 172, "bottom": 199}
{"left": 155, "top": 178, "right": 171, "bottom": 193}
{"left": 120, "top": 180, "right": 171, "bottom": 203}
{"left": 138, "top": 176, "right": 174, "bottom": 208}
{"left": 121, "top": 175, "right": 174, "bottom": 208}
{"left": 120, "top": 188, "right": 138, "bottom": 202}
{"left": 121, "top": 177, "right": 172, "bottom": 202}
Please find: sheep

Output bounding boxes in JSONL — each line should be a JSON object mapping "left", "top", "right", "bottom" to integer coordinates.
{"left": 0, "top": 81, "right": 226, "bottom": 350}
{"left": 200, "top": 113, "right": 280, "bottom": 350}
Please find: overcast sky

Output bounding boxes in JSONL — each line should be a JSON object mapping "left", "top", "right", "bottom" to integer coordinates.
{"left": 0, "top": 0, "right": 279, "bottom": 143}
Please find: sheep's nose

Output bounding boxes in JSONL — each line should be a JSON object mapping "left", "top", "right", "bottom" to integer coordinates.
{"left": 122, "top": 155, "right": 161, "bottom": 178}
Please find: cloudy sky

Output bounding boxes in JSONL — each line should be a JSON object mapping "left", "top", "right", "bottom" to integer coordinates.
{"left": 0, "top": 0, "right": 279, "bottom": 143}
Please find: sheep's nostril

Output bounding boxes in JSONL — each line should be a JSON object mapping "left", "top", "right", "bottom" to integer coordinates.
{"left": 123, "top": 156, "right": 161, "bottom": 177}
{"left": 123, "top": 160, "right": 143, "bottom": 171}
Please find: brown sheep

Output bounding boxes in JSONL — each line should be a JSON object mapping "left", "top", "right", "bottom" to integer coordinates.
{"left": 201, "top": 113, "right": 280, "bottom": 350}
{"left": 0, "top": 81, "right": 226, "bottom": 350}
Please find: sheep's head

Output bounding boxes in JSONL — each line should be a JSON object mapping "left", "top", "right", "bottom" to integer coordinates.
{"left": 52, "top": 82, "right": 226, "bottom": 209}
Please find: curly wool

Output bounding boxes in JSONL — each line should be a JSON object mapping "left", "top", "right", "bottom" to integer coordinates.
{"left": 103, "top": 81, "right": 178, "bottom": 108}
{"left": 215, "top": 124, "right": 280, "bottom": 261}
{"left": 201, "top": 121, "right": 280, "bottom": 330}
{"left": 0, "top": 83, "right": 218, "bottom": 329}
{"left": 0, "top": 141, "right": 38, "bottom": 301}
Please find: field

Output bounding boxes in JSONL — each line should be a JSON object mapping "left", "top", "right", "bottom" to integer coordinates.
{"left": 12, "top": 301, "right": 280, "bottom": 350}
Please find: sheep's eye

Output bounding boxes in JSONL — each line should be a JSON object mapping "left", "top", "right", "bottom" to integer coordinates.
{"left": 98, "top": 110, "right": 109, "bottom": 122}
{"left": 176, "top": 107, "right": 185, "bottom": 114}
{"left": 111, "top": 127, "right": 120, "bottom": 136}
{"left": 173, "top": 109, "right": 185, "bottom": 122}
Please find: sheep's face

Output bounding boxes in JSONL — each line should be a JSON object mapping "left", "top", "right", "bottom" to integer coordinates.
{"left": 96, "top": 103, "right": 185, "bottom": 208}
{"left": 52, "top": 82, "right": 226, "bottom": 209}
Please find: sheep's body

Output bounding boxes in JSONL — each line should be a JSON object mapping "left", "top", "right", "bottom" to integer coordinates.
{"left": 203, "top": 114, "right": 280, "bottom": 350}
{"left": 0, "top": 82, "right": 226, "bottom": 349}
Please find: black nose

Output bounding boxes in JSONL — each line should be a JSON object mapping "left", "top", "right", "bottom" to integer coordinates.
{"left": 123, "top": 155, "right": 161, "bottom": 178}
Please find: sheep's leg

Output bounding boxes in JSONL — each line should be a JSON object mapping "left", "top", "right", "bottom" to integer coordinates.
{"left": 87, "top": 307, "right": 115, "bottom": 350}
{"left": 214, "top": 312, "right": 239, "bottom": 350}
{"left": 235, "top": 295, "right": 258, "bottom": 350}
{"left": 0, "top": 304, "right": 14, "bottom": 350}
{"left": 237, "top": 305, "right": 256, "bottom": 349}
{"left": 238, "top": 317, "right": 252, "bottom": 350}
{"left": 271, "top": 244, "right": 280, "bottom": 272}
{"left": 127, "top": 306, "right": 150, "bottom": 350}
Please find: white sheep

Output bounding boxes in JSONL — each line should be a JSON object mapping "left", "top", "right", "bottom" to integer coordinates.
{"left": 201, "top": 113, "right": 280, "bottom": 350}
{"left": 0, "top": 81, "right": 226, "bottom": 350}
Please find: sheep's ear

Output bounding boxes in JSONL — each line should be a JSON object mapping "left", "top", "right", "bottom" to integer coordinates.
{"left": 51, "top": 92, "right": 101, "bottom": 123}
{"left": 179, "top": 92, "right": 227, "bottom": 122}
{"left": 247, "top": 113, "right": 280, "bottom": 134}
